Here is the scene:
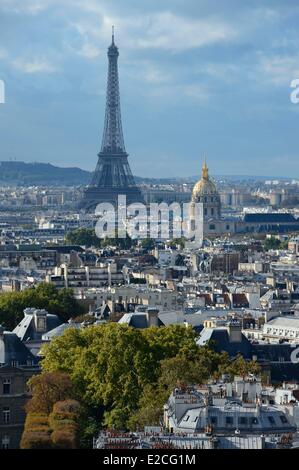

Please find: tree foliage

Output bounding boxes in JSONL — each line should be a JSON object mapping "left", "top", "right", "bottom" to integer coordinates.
{"left": 26, "top": 371, "right": 75, "bottom": 415}
{"left": 65, "top": 228, "right": 101, "bottom": 248}
{"left": 49, "top": 400, "right": 81, "bottom": 449}
{"left": 167, "top": 238, "right": 185, "bottom": 249}
{"left": 20, "top": 412, "right": 52, "bottom": 449}
{"left": 21, "top": 373, "right": 81, "bottom": 449}
{"left": 264, "top": 236, "right": 288, "bottom": 251}
{"left": 40, "top": 323, "right": 260, "bottom": 436}
{"left": 65, "top": 228, "right": 136, "bottom": 250}
{"left": 41, "top": 324, "right": 198, "bottom": 430}
{"left": 0, "top": 283, "right": 85, "bottom": 329}
{"left": 140, "top": 238, "right": 155, "bottom": 251}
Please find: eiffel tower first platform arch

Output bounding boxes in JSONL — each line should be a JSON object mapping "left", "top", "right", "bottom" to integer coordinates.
{"left": 79, "top": 28, "right": 144, "bottom": 212}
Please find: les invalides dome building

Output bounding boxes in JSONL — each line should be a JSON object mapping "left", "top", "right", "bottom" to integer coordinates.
{"left": 189, "top": 160, "right": 235, "bottom": 241}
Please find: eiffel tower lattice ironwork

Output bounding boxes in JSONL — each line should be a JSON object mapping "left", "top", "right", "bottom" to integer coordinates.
{"left": 80, "top": 28, "right": 144, "bottom": 211}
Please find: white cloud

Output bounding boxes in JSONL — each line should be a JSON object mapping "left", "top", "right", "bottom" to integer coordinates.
{"left": 77, "top": 43, "right": 101, "bottom": 59}
{"left": 258, "top": 54, "right": 299, "bottom": 86}
{"left": 135, "top": 12, "right": 237, "bottom": 52}
{"left": 180, "top": 84, "right": 209, "bottom": 101}
{"left": 13, "top": 57, "right": 58, "bottom": 74}
{"left": 131, "top": 61, "right": 171, "bottom": 84}
{"left": 148, "top": 82, "right": 209, "bottom": 103}
{"left": 0, "top": 0, "right": 51, "bottom": 15}
{"left": 70, "top": 7, "right": 237, "bottom": 53}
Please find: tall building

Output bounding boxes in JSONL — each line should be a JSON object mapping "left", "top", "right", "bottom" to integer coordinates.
{"left": 79, "top": 29, "right": 144, "bottom": 212}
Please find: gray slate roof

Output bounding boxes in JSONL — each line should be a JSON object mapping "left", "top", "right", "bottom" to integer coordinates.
{"left": 197, "top": 327, "right": 253, "bottom": 359}
{"left": 118, "top": 313, "right": 165, "bottom": 328}
{"left": 13, "top": 310, "right": 61, "bottom": 341}
{"left": 42, "top": 322, "right": 82, "bottom": 340}
{"left": 244, "top": 213, "right": 296, "bottom": 223}
{"left": 0, "top": 330, "right": 39, "bottom": 366}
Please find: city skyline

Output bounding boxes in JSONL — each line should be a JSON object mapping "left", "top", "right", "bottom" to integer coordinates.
{"left": 0, "top": 0, "right": 299, "bottom": 178}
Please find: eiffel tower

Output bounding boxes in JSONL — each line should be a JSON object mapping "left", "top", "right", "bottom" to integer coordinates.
{"left": 79, "top": 28, "right": 144, "bottom": 211}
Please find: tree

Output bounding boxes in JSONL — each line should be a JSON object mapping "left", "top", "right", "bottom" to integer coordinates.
{"left": 224, "top": 354, "right": 261, "bottom": 379}
{"left": 168, "top": 238, "right": 185, "bottom": 249}
{"left": 65, "top": 228, "right": 101, "bottom": 247}
{"left": 129, "top": 347, "right": 231, "bottom": 430}
{"left": 40, "top": 323, "right": 262, "bottom": 436}
{"left": 41, "top": 324, "right": 200, "bottom": 431}
{"left": 264, "top": 236, "right": 287, "bottom": 251}
{"left": 128, "top": 384, "right": 163, "bottom": 431}
{"left": 26, "top": 372, "right": 75, "bottom": 415}
{"left": 49, "top": 400, "right": 81, "bottom": 449}
{"left": 20, "top": 413, "right": 52, "bottom": 450}
{"left": 140, "top": 238, "right": 155, "bottom": 252}
{"left": 102, "top": 234, "right": 136, "bottom": 250}
{"left": 0, "top": 283, "right": 85, "bottom": 329}
{"left": 21, "top": 399, "right": 82, "bottom": 449}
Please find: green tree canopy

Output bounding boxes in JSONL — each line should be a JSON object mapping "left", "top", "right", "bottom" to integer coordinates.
{"left": 264, "top": 236, "right": 288, "bottom": 251}
{"left": 140, "top": 238, "right": 155, "bottom": 251}
{"left": 41, "top": 324, "right": 199, "bottom": 429}
{"left": 65, "top": 228, "right": 101, "bottom": 248}
{"left": 0, "top": 283, "right": 85, "bottom": 329}
{"left": 40, "top": 323, "right": 260, "bottom": 434}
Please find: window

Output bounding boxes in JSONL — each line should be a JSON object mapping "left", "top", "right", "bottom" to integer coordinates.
{"left": 3, "top": 407, "right": 10, "bottom": 424}
{"left": 226, "top": 225, "right": 230, "bottom": 230}
{"left": 11, "top": 361, "right": 18, "bottom": 367}
{"left": 268, "top": 416, "right": 276, "bottom": 425}
{"left": 2, "top": 435, "right": 10, "bottom": 450}
{"left": 204, "top": 208, "right": 208, "bottom": 216}
{"left": 280, "top": 415, "right": 288, "bottom": 424}
{"left": 251, "top": 417, "right": 259, "bottom": 425}
{"left": 209, "top": 224, "right": 215, "bottom": 230}
{"left": 183, "top": 415, "right": 190, "bottom": 422}
{"left": 238, "top": 417, "right": 247, "bottom": 425}
{"left": 226, "top": 416, "right": 234, "bottom": 425}
{"left": 210, "top": 416, "right": 218, "bottom": 425}
{"left": 211, "top": 208, "right": 214, "bottom": 216}
{"left": 3, "top": 378, "right": 11, "bottom": 395}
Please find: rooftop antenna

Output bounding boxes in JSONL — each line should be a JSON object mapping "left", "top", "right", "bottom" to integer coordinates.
{"left": 112, "top": 25, "right": 115, "bottom": 44}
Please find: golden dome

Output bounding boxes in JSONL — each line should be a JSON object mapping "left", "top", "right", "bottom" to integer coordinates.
{"left": 192, "top": 160, "right": 218, "bottom": 200}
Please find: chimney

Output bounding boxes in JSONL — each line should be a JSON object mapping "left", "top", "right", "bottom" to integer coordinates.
{"left": 228, "top": 319, "right": 242, "bottom": 343}
{"left": 146, "top": 308, "right": 159, "bottom": 327}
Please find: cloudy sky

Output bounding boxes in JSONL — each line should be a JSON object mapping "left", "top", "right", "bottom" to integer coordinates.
{"left": 0, "top": 0, "right": 299, "bottom": 178}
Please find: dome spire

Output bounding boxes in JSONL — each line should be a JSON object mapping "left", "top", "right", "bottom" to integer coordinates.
{"left": 202, "top": 156, "right": 208, "bottom": 179}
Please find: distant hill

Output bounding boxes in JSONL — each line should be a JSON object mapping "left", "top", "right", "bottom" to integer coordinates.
{"left": 0, "top": 161, "right": 293, "bottom": 186}
{"left": 0, "top": 161, "right": 91, "bottom": 186}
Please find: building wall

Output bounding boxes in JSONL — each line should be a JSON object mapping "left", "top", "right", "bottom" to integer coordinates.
{"left": 0, "top": 366, "right": 39, "bottom": 449}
